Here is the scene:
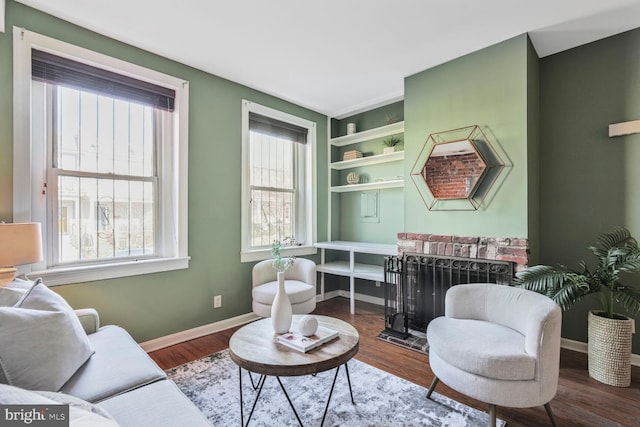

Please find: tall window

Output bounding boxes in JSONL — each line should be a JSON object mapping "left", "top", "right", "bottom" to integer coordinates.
{"left": 241, "top": 101, "right": 316, "bottom": 261}
{"left": 14, "top": 30, "right": 189, "bottom": 285}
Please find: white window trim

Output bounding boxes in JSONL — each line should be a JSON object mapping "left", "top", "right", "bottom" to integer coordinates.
{"left": 13, "top": 27, "right": 190, "bottom": 286}
{"left": 240, "top": 100, "right": 317, "bottom": 262}
{"left": 0, "top": 0, "right": 5, "bottom": 33}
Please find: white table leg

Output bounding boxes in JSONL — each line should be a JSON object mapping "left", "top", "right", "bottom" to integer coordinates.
{"left": 349, "top": 250, "right": 355, "bottom": 314}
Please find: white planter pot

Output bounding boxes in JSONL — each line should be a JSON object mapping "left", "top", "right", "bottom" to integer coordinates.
{"left": 271, "top": 271, "right": 292, "bottom": 334}
{"left": 588, "top": 310, "right": 634, "bottom": 387}
{"left": 383, "top": 146, "right": 396, "bottom": 154}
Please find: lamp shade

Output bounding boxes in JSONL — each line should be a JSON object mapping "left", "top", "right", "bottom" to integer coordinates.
{"left": 0, "top": 222, "right": 43, "bottom": 267}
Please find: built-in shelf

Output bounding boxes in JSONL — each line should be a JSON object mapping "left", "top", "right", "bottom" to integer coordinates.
{"left": 315, "top": 241, "right": 398, "bottom": 314}
{"left": 331, "top": 151, "right": 404, "bottom": 170}
{"left": 316, "top": 261, "right": 384, "bottom": 282}
{"left": 331, "top": 179, "right": 404, "bottom": 193}
{"left": 330, "top": 121, "right": 404, "bottom": 147}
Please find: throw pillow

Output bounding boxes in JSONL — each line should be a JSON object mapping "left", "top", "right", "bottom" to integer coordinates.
{"left": 0, "top": 384, "right": 120, "bottom": 426}
{"left": 0, "top": 279, "right": 94, "bottom": 391}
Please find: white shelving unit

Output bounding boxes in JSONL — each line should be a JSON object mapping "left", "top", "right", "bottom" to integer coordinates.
{"left": 330, "top": 150, "right": 404, "bottom": 170}
{"left": 330, "top": 179, "right": 404, "bottom": 193}
{"left": 315, "top": 241, "right": 397, "bottom": 314}
{"left": 320, "top": 120, "right": 405, "bottom": 314}
{"left": 329, "top": 121, "right": 405, "bottom": 193}
{"left": 330, "top": 121, "right": 404, "bottom": 147}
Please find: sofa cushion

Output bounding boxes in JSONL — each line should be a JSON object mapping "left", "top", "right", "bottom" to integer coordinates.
{"left": 98, "top": 379, "right": 212, "bottom": 427}
{"left": 0, "top": 383, "right": 120, "bottom": 426}
{"left": 252, "top": 280, "right": 315, "bottom": 305}
{"left": 61, "top": 325, "right": 166, "bottom": 403}
{"left": 0, "top": 280, "right": 94, "bottom": 391}
{"left": 427, "top": 316, "right": 536, "bottom": 381}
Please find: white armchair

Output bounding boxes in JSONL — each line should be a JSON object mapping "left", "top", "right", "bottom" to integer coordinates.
{"left": 426, "top": 283, "right": 562, "bottom": 427}
{"left": 252, "top": 258, "right": 316, "bottom": 318}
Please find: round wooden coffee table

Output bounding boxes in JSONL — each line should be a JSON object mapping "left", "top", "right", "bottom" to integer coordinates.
{"left": 229, "top": 315, "right": 359, "bottom": 426}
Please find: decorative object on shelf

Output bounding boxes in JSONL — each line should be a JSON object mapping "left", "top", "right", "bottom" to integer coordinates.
{"left": 385, "top": 113, "right": 401, "bottom": 125}
{"left": 410, "top": 125, "right": 509, "bottom": 211}
{"left": 382, "top": 136, "right": 403, "bottom": 154}
{"left": 0, "top": 222, "right": 43, "bottom": 286}
{"left": 298, "top": 315, "right": 319, "bottom": 337}
{"left": 270, "top": 238, "right": 295, "bottom": 334}
{"left": 343, "top": 150, "right": 363, "bottom": 161}
{"left": 347, "top": 123, "right": 357, "bottom": 135}
{"left": 516, "top": 227, "right": 640, "bottom": 387}
{"left": 346, "top": 172, "right": 360, "bottom": 185}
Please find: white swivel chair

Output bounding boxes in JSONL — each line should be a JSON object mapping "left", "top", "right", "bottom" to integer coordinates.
{"left": 252, "top": 258, "right": 316, "bottom": 318}
{"left": 426, "top": 283, "right": 562, "bottom": 427}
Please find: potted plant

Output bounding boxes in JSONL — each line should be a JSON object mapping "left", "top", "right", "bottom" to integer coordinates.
{"left": 516, "top": 227, "right": 640, "bottom": 387}
{"left": 382, "top": 136, "right": 402, "bottom": 154}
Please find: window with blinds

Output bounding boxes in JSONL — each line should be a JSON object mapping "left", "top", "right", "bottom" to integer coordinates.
{"left": 31, "top": 49, "right": 174, "bottom": 265}
{"left": 249, "top": 113, "right": 307, "bottom": 247}
{"left": 241, "top": 101, "right": 316, "bottom": 260}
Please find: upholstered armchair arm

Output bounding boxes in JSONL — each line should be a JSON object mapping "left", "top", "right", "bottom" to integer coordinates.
{"left": 252, "top": 259, "right": 277, "bottom": 288}
{"left": 285, "top": 258, "right": 316, "bottom": 286}
{"left": 252, "top": 258, "right": 317, "bottom": 287}
{"left": 444, "top": 283, "right": 490, "bottom": 320}
{"left": 74, "top": 308, "right": 100, "bottom": 335}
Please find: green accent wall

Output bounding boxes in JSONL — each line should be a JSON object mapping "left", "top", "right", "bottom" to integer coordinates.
{"left": 404, "top": 34, "right": 535, "bottom": 239}
{"left": 0, "top": 1, "right": 327, "bottom": 342}
{"left": 539, "top": 27, "right": 640, "bottom": 353}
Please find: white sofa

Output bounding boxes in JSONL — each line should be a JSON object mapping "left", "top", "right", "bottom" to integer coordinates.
{"left": 0, "top": 279, "right": 211, "bottom": 427}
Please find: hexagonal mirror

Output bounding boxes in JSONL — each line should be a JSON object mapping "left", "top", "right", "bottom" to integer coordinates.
{"left": 411, "top": 125, "right": 508, "bottom": 210}
{"left": 423, "top": 139, "right": 486, "bottom": 199}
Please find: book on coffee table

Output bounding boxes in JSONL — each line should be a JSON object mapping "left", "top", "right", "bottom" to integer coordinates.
{"left": 276, "top": 326, "right": 340, "bottom": 353}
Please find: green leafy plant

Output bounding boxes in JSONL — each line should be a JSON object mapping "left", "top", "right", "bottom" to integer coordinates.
{"left": 271, "top": 237, "right": 295, "bottom": 272}
{"left": 383, "top": 136, "right": 402, "bottom": 147}
{"left": 516, "top": 227, "right": 640, "bottom": 319}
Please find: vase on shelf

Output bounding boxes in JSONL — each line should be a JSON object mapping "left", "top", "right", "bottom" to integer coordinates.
{"left": 271, "top": 271, "right": 292, "bottom": 334}
{"left": 383, "top": 146, "right": 396, "bottom": 154}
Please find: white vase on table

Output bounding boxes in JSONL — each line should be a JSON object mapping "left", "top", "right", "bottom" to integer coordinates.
{"left": 271, "top": 271, "right": 292, "bottom": 334}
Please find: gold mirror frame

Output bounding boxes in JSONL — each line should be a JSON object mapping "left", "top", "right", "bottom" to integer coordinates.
{"left": 410, "top": 125, "right": 509, "bottom": 211}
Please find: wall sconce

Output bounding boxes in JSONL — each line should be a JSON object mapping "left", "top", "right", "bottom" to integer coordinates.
{"left": 0, "top": 222, "right": 43, "bottom": 286}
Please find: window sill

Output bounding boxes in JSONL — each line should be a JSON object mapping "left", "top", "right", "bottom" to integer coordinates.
{"left": 241, "top": 245, "right": 317, "bottom": 263}
{"left": 28, "top": 257, "right": 190, "bottom": 286}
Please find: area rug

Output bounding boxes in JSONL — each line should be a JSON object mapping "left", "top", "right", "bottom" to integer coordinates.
{"left": 377, "top": 328, "right": 429, "bottom": 354}
{"left": 166, "top": 349, "right": 505, "bottom": 426}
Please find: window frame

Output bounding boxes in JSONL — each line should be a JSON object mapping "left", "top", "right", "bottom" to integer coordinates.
{"left": 240, "top": 100, "right": 317, "bottom": 262}
{"left": 13, "top": 28, "right": 190, "bottom": 286}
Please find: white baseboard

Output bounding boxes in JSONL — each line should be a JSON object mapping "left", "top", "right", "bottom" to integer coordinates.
{"left": 140, "top": 312, "right": 259, "bottom": 353}
{"left": 561, "top": 337, "right": 640, "bottom": 367}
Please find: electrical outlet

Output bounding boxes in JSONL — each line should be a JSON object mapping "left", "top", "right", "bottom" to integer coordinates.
{"left": 213, "top": 295, "right": 222, "bottom": 308}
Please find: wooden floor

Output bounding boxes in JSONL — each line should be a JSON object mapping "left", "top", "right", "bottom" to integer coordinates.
{"left": 149, "top": 298, "right": 640, "bottom": 427}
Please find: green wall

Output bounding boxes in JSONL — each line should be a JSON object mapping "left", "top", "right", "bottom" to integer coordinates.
{"left": 404, "top": 34, "right": 536, "bottom": 239}
{"left": 539, "top": 27, "right": 640, "bottom": 353}
{"left": 0, "top": 1, "right": 327, "bottom": 342}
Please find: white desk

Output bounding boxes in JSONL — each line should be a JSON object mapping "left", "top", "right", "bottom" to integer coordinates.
{"left": 315, "top": 241, "right": 397, "bottom": 314}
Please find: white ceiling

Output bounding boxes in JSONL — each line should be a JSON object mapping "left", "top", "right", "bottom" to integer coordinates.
{"left": 14, "top": 0, "right": 640, "bottom": 117}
